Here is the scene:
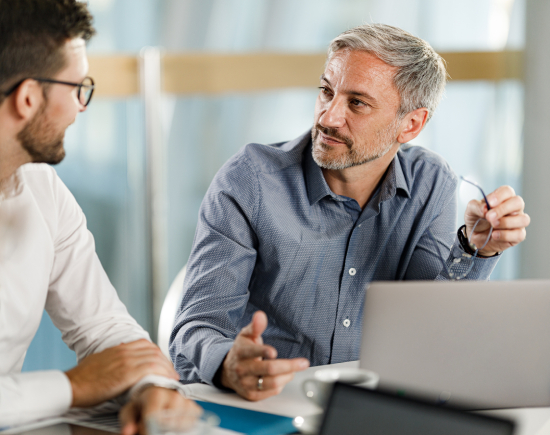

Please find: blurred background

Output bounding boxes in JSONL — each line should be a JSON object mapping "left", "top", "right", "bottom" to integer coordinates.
{"left": 24, "top": 0, "right": 545, "bottom": 371}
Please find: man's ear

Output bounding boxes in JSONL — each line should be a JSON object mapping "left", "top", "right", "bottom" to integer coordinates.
{"left": 396, "top": 108, "right": 429, "bottom": 144}
{"left": 13, "top": 79, "right": 44, "bottom": 121}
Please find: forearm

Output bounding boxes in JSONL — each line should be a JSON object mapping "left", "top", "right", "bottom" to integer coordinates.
{"left": 170, "top": 322, "right": 234, "bottom": 385}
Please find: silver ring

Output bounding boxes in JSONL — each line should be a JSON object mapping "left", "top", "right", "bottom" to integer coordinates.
{"left": 257, "top": 376, "right": 264, "bottom": 391}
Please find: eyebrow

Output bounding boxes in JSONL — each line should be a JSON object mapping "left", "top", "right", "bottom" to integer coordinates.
{"left": 320, "top": 74, "right": 379, "bottom": 104}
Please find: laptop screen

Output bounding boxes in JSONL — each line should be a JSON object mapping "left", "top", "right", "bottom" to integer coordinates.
{"left": 319, "top": 383, "right": 515, "bottom": 435}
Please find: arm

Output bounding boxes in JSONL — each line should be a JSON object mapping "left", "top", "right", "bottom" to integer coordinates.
{"left": 170, "top": 156, "right": 260, "bottom": 385}
{"left": 170, "top": 156, "right": 308, "bottom": 398}
{"left": 0, "top": 167, "right": 183, "bottom": 428}
{"left": 404, "top": 176, "right": 499, "bottom": 281}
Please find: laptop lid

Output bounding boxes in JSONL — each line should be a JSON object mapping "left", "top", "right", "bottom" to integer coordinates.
{"left": 359, "top": 280, "right": 550, "bottom": 409}
{"left": 319, "top": 382, "right": 515, "bottom": 435}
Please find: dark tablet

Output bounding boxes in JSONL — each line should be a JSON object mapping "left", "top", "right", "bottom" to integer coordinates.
{"left": 319, "top": 383, "right": 515, "bottom": 435}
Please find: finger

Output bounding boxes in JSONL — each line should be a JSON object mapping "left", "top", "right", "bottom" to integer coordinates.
{"left": 250, "top": 311, "right": 268, "bottom": 339}
{"left": 125, "top": 354, "right": 178, "bottom": 376}
{"left": 241, "top": 372, "right": 295, "bottom": 392}
{"left": 485, "top": 196, "right": 525, "bottom": 225}
{"left": 235, "top": 342, "right": 277, "bottom": 360}
{"left": 491, "top": 213, "right": 530, "bottom": 230}
{"left": 491, "top": 227, "right": 527, "bottom": 244}
{"left": 485, "top": 185, "right": 516, "bottom": 209}
{"left": 248, "top": 358, "right": 310, "bottom": 377}
{"left": 127, "top": 361, "right": 180, "bottom": 384}
{"left": 135, "top": 387, "right": 176, "bottom": 435}
{"left": 240, "top": 311, "right": 268, "bottom": 342}
{"left": 117, "top": 339, "right": 159, "bottom": 352}
{"left": 116, "top": 347, "right": 179, "bottom": 379}
{"left": 466, "top": 198, "right": 486, "bottom": 219}
{"left": 119, "top": 402, "right": 140, "bottom": 435}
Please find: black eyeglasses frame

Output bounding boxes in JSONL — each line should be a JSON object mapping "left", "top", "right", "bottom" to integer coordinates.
{"left": 2, "top": 76, "right": 95, "bottom": 107}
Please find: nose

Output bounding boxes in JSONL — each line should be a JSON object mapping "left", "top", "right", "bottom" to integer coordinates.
{"left": 318, "top": 96, "right": 346, "bottom": 129}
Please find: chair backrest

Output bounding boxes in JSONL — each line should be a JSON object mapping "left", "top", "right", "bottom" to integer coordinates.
{"left": 157, "top": 265, "right": 187, "bottom": 358}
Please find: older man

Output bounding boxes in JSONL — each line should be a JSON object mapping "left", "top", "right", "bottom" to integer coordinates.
{"left": 171, "top": 24, "right": 530, "bottom": 400}
{"left": 0, "top": 0, "right": 198, "bottom": 432}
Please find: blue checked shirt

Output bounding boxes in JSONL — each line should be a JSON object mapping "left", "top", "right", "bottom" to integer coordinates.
{"left": 170, "top": 131, "right": 499, "bottom": 385}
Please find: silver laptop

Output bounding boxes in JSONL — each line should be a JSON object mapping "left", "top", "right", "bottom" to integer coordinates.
{"left": 359, "top": 280, "right": 550, "bottom": 409}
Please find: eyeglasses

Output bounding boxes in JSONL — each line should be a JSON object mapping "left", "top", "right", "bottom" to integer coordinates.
{"left": 2, "top": 76, "right": 95, "bottom": 107}
{"left": 427, "top": 176, "right": 493, "bottom": 280}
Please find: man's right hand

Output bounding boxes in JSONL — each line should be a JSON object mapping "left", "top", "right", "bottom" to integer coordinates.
{"left": 65, "top": 339, "right": 179, "bottom": 408}
{"left": 221, "top": 311, "right": 310, "bottom": 401}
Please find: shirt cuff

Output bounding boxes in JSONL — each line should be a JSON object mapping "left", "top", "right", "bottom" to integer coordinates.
{"left": 0, "top": 371, "right": 72, "bottom": 428}
{"left": 438, "top": 238, "right": 500, "bottom": 281}
{"left": 199, "top": 341, "right": 234, "bottom": 386}
{"left": 126, "top": 375, "right": 187, "bottom": 402}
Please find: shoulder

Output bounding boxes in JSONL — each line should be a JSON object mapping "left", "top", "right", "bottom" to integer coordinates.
{"left": 225, "top": 130, "right": 310, "bottom": 176}
{"left": 19, "top": 163, "right": 75, "bottom": 204}
{"left": 19, "top": 163, "right": 83, "bottom": 231}
{"left": 211, "top": 131, "right": 310, "bottom": 191}
{"left": 398, "top": 144, "right": 457, "bottom": 188}
{"left": 19, "top": 162, "right": 57, "bottom": 185}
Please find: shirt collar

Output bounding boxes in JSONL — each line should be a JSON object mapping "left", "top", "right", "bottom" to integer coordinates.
{"left": 380, "top": 151, "right": 411, "bottom": 202}
{"left": 304, "top": 142, "right": 411, "bottom": 206}
{"left": 304, "top": 142, "right": 335, "bottom": 205}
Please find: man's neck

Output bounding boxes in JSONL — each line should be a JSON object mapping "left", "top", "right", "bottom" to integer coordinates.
{"left": 0, "top": 138, "right": 30, "bottom": 193}
{"left": 322, "top": 144, "right": 400, "bottom": 209}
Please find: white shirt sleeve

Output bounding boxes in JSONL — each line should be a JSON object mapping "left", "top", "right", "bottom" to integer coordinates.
{"left": 1, "top": 165, "right": 178, "bottom": 427}
{"left": 0, "top": 371, "right": 72, "bottom": 428}
{"left": 43, "top": 168, "right": 149, "bottom": 357}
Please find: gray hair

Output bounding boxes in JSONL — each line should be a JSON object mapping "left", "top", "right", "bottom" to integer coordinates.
{"left": 328, "top": 23, "right": 447, "bottom": 123}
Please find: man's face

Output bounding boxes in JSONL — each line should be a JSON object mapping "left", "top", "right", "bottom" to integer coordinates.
{"left": 18, "top": 38, "right": 89, "bottom": 165}
{"left": 312, "top": 49, "right": 403, "bottom": 170}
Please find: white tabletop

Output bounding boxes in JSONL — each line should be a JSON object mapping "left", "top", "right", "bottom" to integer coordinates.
{"left": 182, "top": 361, "right": 550, "bottom": 435}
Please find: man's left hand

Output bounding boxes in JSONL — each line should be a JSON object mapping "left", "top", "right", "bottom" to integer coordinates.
{"left": 119, "top": 387, "right": 202, "bottom": 435}
{"left": 464, "top": 185, "right": 530, "bottom": 257}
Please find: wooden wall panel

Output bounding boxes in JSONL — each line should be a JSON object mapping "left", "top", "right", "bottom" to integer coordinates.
{"left": 86, "top": 51, "right": 523, "bottom": 97}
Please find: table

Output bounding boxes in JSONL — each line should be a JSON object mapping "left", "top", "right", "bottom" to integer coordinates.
{"left": 181, "top": 361, "right": 550, "bottom": 435}
{"left": 5, "top": 362, "right": 550, "bottom": 435}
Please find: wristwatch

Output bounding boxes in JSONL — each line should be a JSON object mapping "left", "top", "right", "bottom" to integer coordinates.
{"left": 457, "top": 225, "right": 477, "bottom": 255}
{"left": 457, "top": 225, "right": 500, "bottom": 258}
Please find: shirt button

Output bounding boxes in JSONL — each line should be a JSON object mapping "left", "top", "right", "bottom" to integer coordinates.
{"left": 349, "top": 268, "right": 356, "bottom": 276}
{"left": 343, "top": 319, "right": 351, "bottom": 328}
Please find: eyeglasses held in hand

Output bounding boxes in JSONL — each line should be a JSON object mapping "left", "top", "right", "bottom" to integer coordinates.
{"left": 427, "top": 176, "right": 493, "bottom": 280}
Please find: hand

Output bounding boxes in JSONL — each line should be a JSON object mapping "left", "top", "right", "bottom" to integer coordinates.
{"left": 464, "top": 185, "right": 530, "bottom": 257}
{"left": 221, "top": 311, "right": 310, "bottom": 401}
{"left": 119, "top": 386, "right": 201, "bottom": 435}
{"left": 65, "top": 339, "right": 179, "bottom": 408}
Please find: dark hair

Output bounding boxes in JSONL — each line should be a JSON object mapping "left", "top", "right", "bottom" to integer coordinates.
{"left": 0, "top": 0, "right": 95, "bottom": 104}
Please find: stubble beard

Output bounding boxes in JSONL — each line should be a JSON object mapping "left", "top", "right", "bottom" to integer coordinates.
{"left": 311, "top": 117, "right": 401, "bottom": 170}
{"left": 17, "top": 102, "right": 66, "bottom": 165}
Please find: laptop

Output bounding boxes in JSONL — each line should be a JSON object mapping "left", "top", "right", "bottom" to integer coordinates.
{"left": 319, "top": 382, "right": 515, "bottom": 435}
{"left": 359, "top": 280, "right": 550, "bottom": 409}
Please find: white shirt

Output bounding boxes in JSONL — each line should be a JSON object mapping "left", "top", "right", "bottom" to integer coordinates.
{"left": 0, "top": 164, "right": 170, "bottom": 427}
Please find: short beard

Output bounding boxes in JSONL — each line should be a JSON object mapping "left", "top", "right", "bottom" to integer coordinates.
{"left": 17, "top": 101, "right": 66, "bottom": 165}
{"left": 311, "top": 117, "right": 401, "bottom": 170}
